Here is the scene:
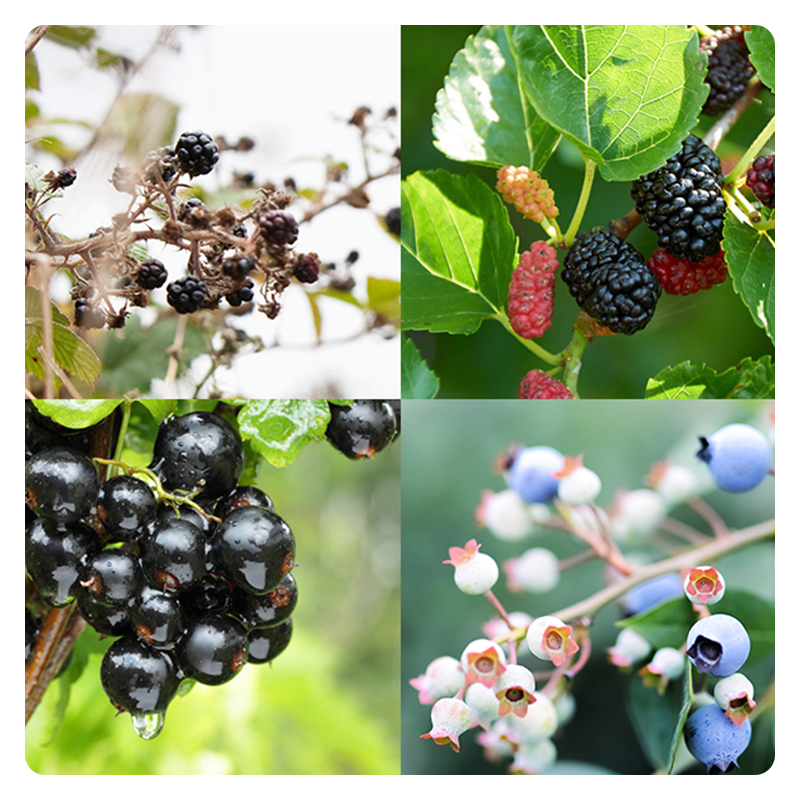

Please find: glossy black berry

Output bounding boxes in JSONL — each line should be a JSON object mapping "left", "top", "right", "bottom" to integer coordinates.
{"left": 325, "top": 400, "right": 398, "bottom": 459}
{"left": 259, "top": 210, "right": 299, "bottom": 247}
{"left": 76, "top": 587, "right": 132, "bottom": 636}
{"left": 181, "top": 573, "right": 234, "bottom": 615}
{"left": 149, "top": 411, "right": 244, "bottom": 502}
{"left": 231, "top": 573, "right": 298, "bottom": 630}
{"left": 139, "top": 517, "right": 208, "bottom": 593}
{"left": 247, "top": 618, "right": 293, "bottom": 665}
{"left": 561, "top": 228, "right": 661, "bottom": 335}
{"left": 166, "top": 275, "right": 208, "bottom": 314}
{"left": 156, "top": 503, "right": 216, "bottom": 537}
{"left": 137, "top": 259, "right": 168, "bottom": 290}
{"left": 74, "top": 297, "right": 106, "bottom": 329}
{"left": 175, "top": 130, "right": 220, "bottom": 177}
{"left": 25, "top": 401, "right": 92, "bottom": 460}
{"left": 631, "top": 135, "right": 726, "bottom": 262}
{"left": 388, "top": 400, "right": 401, "bottom": 439}
{"left": 385, "top": 206, "right": 401, "bottom": 238}
{"left": 700, "top": 27, "right": 754, "bottom": 116}
{"left": 95, "top": 475, "right": 158, "bottom": 539}
{"left": 100, "top": 637, "right": 181, "bottom": 714}
{"left": 130, "top": 587, "right": 186, "bottom": 647}
{"left": 25, "top": 446, "right": 99, "bottom": 523}
{"left": 214, "top": 485, "right": 274, "bottom": 518}
{"left": 176, "top": 613, "right": 249, "bottom": 685}
{"left": 80, "top": 548, "right": 143, "bottom": 607}
{"left": 225, "top": 279, "right": 254, "bottom": 307}
{"left": 222, "top": 256, "right": 256, "bottom": 278}
{"left": 26, "top": 518, "right": 99, "bottom": 607}
{"left": 212, "top": 506, "right": 296, "bottom": 595}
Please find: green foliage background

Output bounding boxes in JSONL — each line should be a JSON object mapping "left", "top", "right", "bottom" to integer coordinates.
{"left": 401, "top": 26, "right": 775, "bottom": 399}
{"left": 26, "top": 408, "right": 401, "bottom": 775}
{"left": 400, "top": 399, "right": 774, "bottom": 774}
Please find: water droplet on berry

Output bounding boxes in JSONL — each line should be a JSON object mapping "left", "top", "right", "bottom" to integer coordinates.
{"left": 131, "top": 711, "right": 165, "bottom": 740}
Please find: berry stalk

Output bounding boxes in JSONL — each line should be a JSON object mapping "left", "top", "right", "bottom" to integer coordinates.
{"left": 562, "top": 159, "right": 597, "bottom": 248}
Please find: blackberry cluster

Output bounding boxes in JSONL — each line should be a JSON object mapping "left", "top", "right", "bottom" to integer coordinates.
{"left": 259, "top": 209, "right": 300, "bottom": 247}
{"left": 631, "top": 135, "right": 726, "bottom": 263}
{"left": 700, "top": 27, "right": 754, "bottom": 116}
{"left": 518, "top": 370, "right": 574, "bottom": 399}
{"left": 325, "top": 400, "right": 400, "bottom": 460}
{"left": 175, "top": 131, "right": 220, "bottom": 177}
{"left": 746, "top": 155, "right": 775, "bottom": 208}
{"left": 166, "top": 275, "right": 209, "bottom": 314}
{"left": 25, "top": 408, "right": 297, "bottom": 740}
{"left": 507, "top": 241, "right": 560, "bottom": 339}
{"left": 561, "top": 228, "right": 661, "bottom": 335}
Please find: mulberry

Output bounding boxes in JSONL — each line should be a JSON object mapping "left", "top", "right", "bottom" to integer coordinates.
{"left": 496, "top": 166, "right": 558, "bottom": 223}
{"left": 507, "top": 242, "right": 560, "bottom": 339}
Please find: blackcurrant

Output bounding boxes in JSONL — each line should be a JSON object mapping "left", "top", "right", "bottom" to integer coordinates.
{"left": 25, "top": 446, "right": 99, "bottom": 523}
{"left": 214, "top": 485, "right": 274, "bottom": 518}
{"left": 325, "top": 400, "right": 398, "bottom": 460}
{"left": 139, "top": 517, "right": 208, "bottom": 593}
{"left": 95, "top": 475, "right": 158, "bottom": 540}
{"left": 247, "top": 618, "right": 293, "bottom": 665}
{"left": 80, "top": 548, "right": 143, "bottom": 607}
{"left": 130, "top": 587, "right": 186, "bottom": 647}
{"left": 149, "top": 411, "right": 244, "bottom": 502}
{"left": 212, "top": 506, "right": 296, "bottom": 595}
{"left": 76, "top": 587, "right": 132, "bottom": 637}
{"left": 176, "top": 613, "right": 249, "bottom": 685}
{"left": 231, "top": 573, "right": 298, "bottom": 630}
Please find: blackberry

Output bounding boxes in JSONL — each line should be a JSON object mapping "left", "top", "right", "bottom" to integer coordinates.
{"left": 293, "top": 252, "right": 321, "bottom": 284}
{"left": 175, "top": 130, "right": 220, "bottom": 177}
{"left": 507, "top": 242, "right": 560, "bottom": 339}
{"left": 561, "top": 228, "right": 661, "bottom": 335}
{"left": 647, "top": 247, "right": 728, "bottom": 296}
{"left": 225, "top": 279, "right": 254, "bottom": 307}
{"left": 74, "top": 298, "right": 106, "bottom": 329}
{"left": 222, "top": 256, "right": 256, "bottom": 278}
{"left": 700, "top": 27, "right": 754, "bottom": 116}
{"left": 137, "top": 258, "right": 168, "bottom": 290}
{"left": 518, "top": 370, "right": 574, "bottom": 399}
{"left": 259, "top": 209, "right": 299, "bottom": 247}
{"left": 325, "top": 400, "right": 398, "bottom": 460}
{"left": 631, "top": 135, "right": 726, "bottom": 262}
{"left": 746, "top": 155, "right": 775, "bottom": 208}
{"left": 143, "top": 146, "right": 178, "bottom": 184}
{"left": 166, "top": 275, "right": 208, "bottom": 314}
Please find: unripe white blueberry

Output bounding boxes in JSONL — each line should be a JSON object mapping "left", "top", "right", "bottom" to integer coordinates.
{"left": 465, "top": 682, "right": 501, "bottom": 729}
{"left": 611, "top": 489, "right": 666, "bottom": 543}
{"left": 409, "top": 655, "right": 464, "bottom": 703}
{"left": 507, "top": 691, "right": 558, "bottom": 742}
{"left": 479, "top": 489, "right": 534, "bottom": 541}
{"left": 650, "top": 463, "right": 698, "bottom": 506}
{"left": 607, "top": 627, "right": 652, "bottom": 667}
{"left": 454, "top": 551, "right": 499, "bottom": 595}
{"left": 526, "top": 615, "right": 571, "bottom": 662}
{"left": 505, "top": 547, "right": 560, "bottom": 593}
{"left": 714, "top": 673, "right": 755, "bottom": 710}
{"left": 511, "top": 737, "right": 557, "bottom": 774}
{"left": 460, "top": 638, "right": 506, "bottom": 687}
{"left": 423, "top": 697, "right": 473, "bottom": 751}
{"left": 557, "top": 464, "right": 602, "bottom": 505}
{"left": 649, "top": 647, "right": 686, "bottom": 680}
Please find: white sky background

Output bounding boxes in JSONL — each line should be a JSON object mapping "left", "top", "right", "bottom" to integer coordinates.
{"left": 27, "top": 25, "right": 400, "bottom": 399}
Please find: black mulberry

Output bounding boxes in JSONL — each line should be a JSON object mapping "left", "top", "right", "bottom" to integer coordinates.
{"left": 700, "top": 27, "right": 754, "bottom": 116}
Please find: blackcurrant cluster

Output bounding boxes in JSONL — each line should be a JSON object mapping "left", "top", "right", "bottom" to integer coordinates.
{"left": 325, "top": 400, "right": 400, "bottom": 460}
{"left": 25, "top": 406, "right": 297, "bottom": 740}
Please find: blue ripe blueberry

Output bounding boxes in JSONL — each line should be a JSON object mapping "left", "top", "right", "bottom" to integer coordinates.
{"left": 686, "top": 613, "right": 750, "bottom": 677}
{"left": 506, "top": 446, "right": 564, "bottom": 504}
{"left": 684, "top": 703, "right": 752, "bottom": 773}
{"left": 696, "top": 423, "right": 772, "bottom": 493}
{"left": 621, "top": 573, "right": 684, "bottom": 616}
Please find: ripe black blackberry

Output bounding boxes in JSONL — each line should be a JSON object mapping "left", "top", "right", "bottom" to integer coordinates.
{"left": 700, "top": 27, "right": 754, "bottom": 116}
{"left": 222, "top": 255, "right": 256, "bottom": 278}
{"left": 175, "top": 130, "right": 219, "bottom": 177}
{"left": 166, "top": 275, "right": 208, "bottom": 314}
{"left": 561, "top": 228, "right": 661, "bottom": 335}
{"left": 74, "top": 298, "right": 106, "bottom": 329}
{"left": 631, "top": 135, "right": 726, "bottom": 263}
{"left": 259, "top": 209, "right": 299, "bottom": 247}
{"left": 137, "top": 258, "right": 168, "bottom": 290}
{"left": 225, "top": 279, "right": 254, "bottom": 307}
{"left": 746, "top": 155, "right": 775, "bottom": 208}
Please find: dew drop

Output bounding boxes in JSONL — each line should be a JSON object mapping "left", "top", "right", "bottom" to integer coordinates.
{"left": 131, "top": 711, "right": 165, "bottom": 740}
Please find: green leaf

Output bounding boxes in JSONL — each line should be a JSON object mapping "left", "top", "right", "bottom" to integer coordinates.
{"left": 400, "top": 169, "right": 518, "bottom": 334}
{"left": 746, "top": 27, "right": 775, "bottom": 91}
{"left": 433, "top": 25, "right": 561, "bottom": 171}
{"left": 708, "top": 590, "right": 774, "bottom": 665}
{"left": 618, "top": 597, "right": 697, "bottom": 650}
{"left": 102, "top": 92, "right": 180, "bottom": 161}
{"left": 505, "top": 25, "right": 708, "bottom": 181}
{"left": 667, "top": 661, "right": 694, "bottom": 774}
{"left": 401, "top": 337, "right": 439, "bottom": 399}
{"left": 25, "top": 163, "right": 49, "bottom": 193}
{"left": 46, "top": 26, "right": 97, "bottom": 49}
{"left": 25, "top": 52, "right": 40, "bottom": 91}
{"left": 366, "top": 278, "right": 401, "bottom": 327}
{"left": 238, "top": 400, "right": 331, "bottom": 468}
{"left": 645, "top": 356, "right": 775, "bottom": 399}
{"left": 32, "top": 400, "right": 122, "bottom": 429}
{"left": 625, "top": 668, "right": 688, "bottom": 771}
{"left": 134, "top": 399, "right": 179, "bottom": 425}
{"left": 723, "top": 210, "right": 775, "bottom": 344}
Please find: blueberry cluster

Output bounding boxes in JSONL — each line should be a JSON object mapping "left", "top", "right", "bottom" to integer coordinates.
{"left": 25, "top": 407, "right": 297, "bottom": 740}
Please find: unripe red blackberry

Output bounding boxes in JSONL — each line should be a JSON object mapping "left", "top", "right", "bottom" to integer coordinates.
{"left": 518, "top": 370, "right": 574, "bottom": 399}
{"left": 746, "top": 155, "right": 774, "bottom": 208}
{"left": 259, "top": 210, "right": 299, "bottom": 247}
{"left": 496, "top": 166, "right": 558, "bottom": 223}
{"left": 647, "top": 247, "right": 728, "bottom": 296}
{"left": 507, "top": 242, "right": 559, "bottom": 339}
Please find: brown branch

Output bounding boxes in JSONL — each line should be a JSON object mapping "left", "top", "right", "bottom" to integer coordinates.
{"left": 25, "top": 26, "right": 52, "bottom": 57}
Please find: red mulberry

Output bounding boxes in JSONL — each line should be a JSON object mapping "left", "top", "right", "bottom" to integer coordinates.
{"left": 507, "top": 242, "right": 560, "bottom": 339}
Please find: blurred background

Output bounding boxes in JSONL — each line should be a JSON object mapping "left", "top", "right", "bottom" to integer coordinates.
{"left": 26, "top": 415, "right": 401, "bottom": 775}
{"left": 400, "top": 399, "right": 775, "bottom": 774}
{"left": 26, "top": 25, "right": 400, "bottom": 399}
{"left": 401, "top": 26, "right": 775, "bottom": 398}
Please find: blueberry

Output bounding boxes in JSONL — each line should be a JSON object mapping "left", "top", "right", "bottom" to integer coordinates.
{"left": 696, "top": 423, "right": 772, "bottom": 493}
{"left": 621, "top": 573, "right": 684, "bottom": 616}
{"left": 684, "top": 703, "right": 752, "bottom": 773}
{"left": 686, "top": 613, "right": 750, "bottom": 677}
{"left": 506, "top": 446, "right": 564, "bottom": 504}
